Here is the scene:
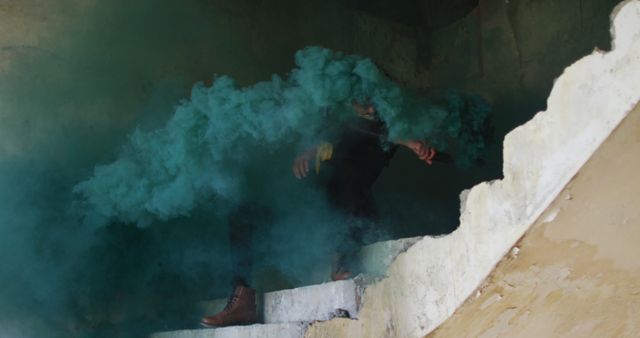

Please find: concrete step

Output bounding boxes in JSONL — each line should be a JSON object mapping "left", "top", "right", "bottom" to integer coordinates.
{"left": 197, "top": 279, "right": 361, "bottom": 325}
{"left": 152, "top": 237, "right": 423, "bottom": 338}
{"left": 357, "top": 236, "right": 422, "bottom": 276}
{"left": 271, "top": 236, "right": 423, "bottom": 287}
{"left": 150, "top": 323, "right": 306, "bottom": 338}
{"left": 264, "top": 279, "right": 359, "bottom": 323}
{"left": 195, "top": 237, "right": 423, "bottom": 323}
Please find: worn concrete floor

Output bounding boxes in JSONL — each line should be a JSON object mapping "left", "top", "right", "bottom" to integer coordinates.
{"left": 428, "top": 102, "right": 640, "bottom": 337}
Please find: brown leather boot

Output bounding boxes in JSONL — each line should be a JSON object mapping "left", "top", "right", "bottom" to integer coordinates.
{"left": 331, "top": 267, "right": 353, "bottom": 281}
{"left": 330, "top": 253, "right": 353, "bottom": 281}
{"left": 200, "top": 285, "right": 257, "bottom": 327}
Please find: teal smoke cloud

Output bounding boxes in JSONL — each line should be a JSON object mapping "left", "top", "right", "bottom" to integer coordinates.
{"left": 74, "top": 46, "right": 491, "bottom": 226}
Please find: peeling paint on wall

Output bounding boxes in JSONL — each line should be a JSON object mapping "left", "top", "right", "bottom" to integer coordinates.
{"left": 430, "top": 103, "right": 640, "bottom": 337}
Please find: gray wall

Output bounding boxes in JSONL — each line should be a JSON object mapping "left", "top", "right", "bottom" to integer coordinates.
{"left": 346, "top": 0, "right": 620, "bottom": 236}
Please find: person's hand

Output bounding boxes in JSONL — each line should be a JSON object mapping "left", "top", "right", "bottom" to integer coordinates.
{"left": 292, "top": 149, "right": 314, "bottom": 179}
{"left": 405, "top": 140, "right": 437, "bottom": 165}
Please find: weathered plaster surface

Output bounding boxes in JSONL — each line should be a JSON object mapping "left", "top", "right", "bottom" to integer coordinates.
{"left": 305, "top": 1, "right": 640, "bottom": 337}
{"left": 429, "top": 101, "right": 640, "bottom": 338}
{"left": 152, "top": 323, "right": 307, "bottom": 338}
{"left": 263, "top": 280, "right": 359, "bottom": 323}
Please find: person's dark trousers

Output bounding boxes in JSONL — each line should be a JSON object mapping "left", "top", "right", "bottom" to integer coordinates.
{"left": 326, "top": 173, "right": 379, "bottom": 272}
{"left": 228, "top": 205, "right": 257, "bottom": 287}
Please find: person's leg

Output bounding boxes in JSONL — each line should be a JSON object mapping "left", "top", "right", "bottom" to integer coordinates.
{"left": 201, "top": 204, "right": 259, "bottom": 327}
{"left": 332, "top": 193, "right": 378, "bottom": 280}
{"left": 327, "top": 173, "right": 378, "bottom": 280}
{"left": 228, "top": 206, "right": 256, "bottom": 287}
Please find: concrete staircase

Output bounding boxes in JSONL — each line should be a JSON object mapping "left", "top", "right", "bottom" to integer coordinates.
{"left": 151, "top": 323, "right": 307, "bottom": 338}
{"left": 149, "top": 237, "right": 421, "bottom": 338}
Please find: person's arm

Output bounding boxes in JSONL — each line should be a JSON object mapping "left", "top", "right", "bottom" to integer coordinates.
{"left": 292, "top": 141, "right": 333, "bottom": 179}
{"left": 292, "top": 147, "right": 315, "bottom": 179}
{"left": 353, "top": 100, "right": 438, "bottom": 164}
{"left": 293, "top": 139, "right": 435, "bottom": 179}
{"left": 293, "top": 102, "right": 437, "bottom": 178}
{"left": 394, "top": 139, "right": 437, "bottom": 165}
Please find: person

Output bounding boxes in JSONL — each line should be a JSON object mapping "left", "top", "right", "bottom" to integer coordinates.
{"left": 292, "top": 101, "right": 437, "bottom": 280}
{"left": 200, "top": 100, "right": 436, "bottom": 328}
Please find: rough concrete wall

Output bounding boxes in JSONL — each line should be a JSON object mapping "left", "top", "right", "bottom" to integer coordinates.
{"left": 366, "top": 0, "right": 622, "bottom": 238}
{"left": 428, "top": 102, "right": 640, "bottom": 337}
{"left": 2, "top": 1, "right": 636, "bottom": 335}
{"left": 1, "top": 0, "right": 621, "bottom": 239}
{"left": 424, "top": 0, "right": 618, "bottom": 88}
{"left": 351, "top": 11, "right": 430, "bottom": 90}
{"left": 305, "top": 1, "right": 640, "bottom": 337}
{"left": 0, "top": 0, "right": 362, "bottom": 165}
{"left": 0, "top": 1, "right": 359, "bottom": 334}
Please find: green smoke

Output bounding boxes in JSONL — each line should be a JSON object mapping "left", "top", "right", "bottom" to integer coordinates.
{"left": 74, "top": 46, "right": 491, "bottom": 227}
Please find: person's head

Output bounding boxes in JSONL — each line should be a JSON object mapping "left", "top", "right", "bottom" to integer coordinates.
{"left": 351, "top": 100, "right": 376, "bottom": 120}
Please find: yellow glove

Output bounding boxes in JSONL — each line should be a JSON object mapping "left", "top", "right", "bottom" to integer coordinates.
{"left": 315, "top": 142, "right": 333, "bottom": 174}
